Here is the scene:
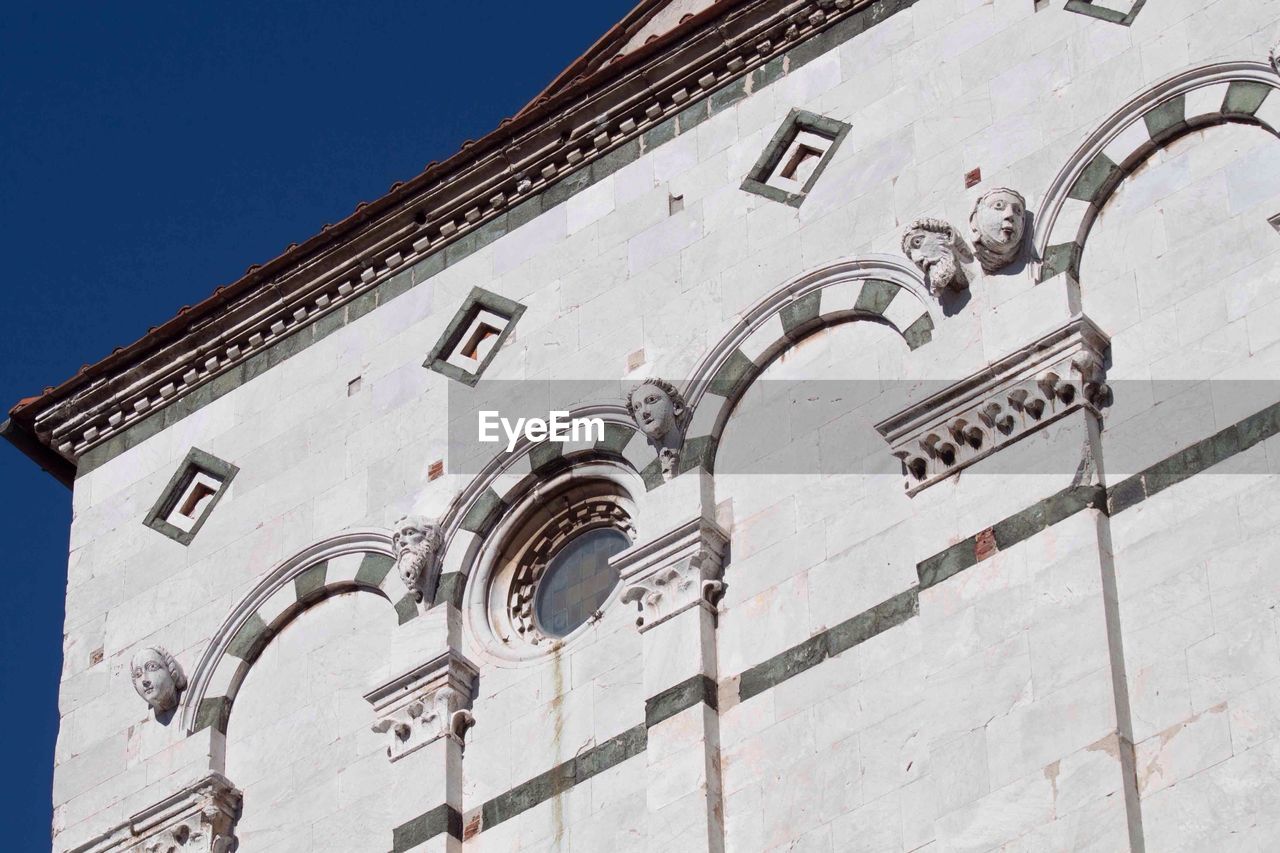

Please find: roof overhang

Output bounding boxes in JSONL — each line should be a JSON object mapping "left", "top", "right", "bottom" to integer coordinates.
{"left": 6, "top": 0, "right": 887, "bottom": 487}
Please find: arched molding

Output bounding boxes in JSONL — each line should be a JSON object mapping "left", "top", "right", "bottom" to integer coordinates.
{"left": 181, "top": 529, "right": 399, "bottom": 737}
{"left": 435, "top": 413, "right": 650, "bottom": 600}
{"left": 679, "top": 254, "right": 936, "bottom": 470}
{"left": 1034, "top": 60, "right": 1280, "bottom": 287}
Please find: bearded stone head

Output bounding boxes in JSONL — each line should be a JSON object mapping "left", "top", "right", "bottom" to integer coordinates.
{"left": 970, "top": 188, "right": 1026, "bottom": 272}
{"left": 131, "top": 646, "right": 186, "bottom": 713}
{"left": 392, "top": 516, "right": 443, "bottom": 602}
{"left": 902, "top": 218, "right": 964, "bottom": 296}
{"left": 626, "top": 379, "right": 686, "bottom": 445}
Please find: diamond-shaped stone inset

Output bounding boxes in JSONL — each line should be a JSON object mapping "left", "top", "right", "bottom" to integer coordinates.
{"left": 740, "top": 108, "right": 851, "bottom": 207}
{"left": 424, "top": 287, "right": 527, "bottom": 386}
{"left": 1064, "top": 0, "right": 1146, "bottom": 26}
{"left": 143, "top": 447, "right": 239, "bottom": 545}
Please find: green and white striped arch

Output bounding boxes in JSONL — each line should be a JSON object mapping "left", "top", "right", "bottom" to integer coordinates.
{"left": 1035, "top": 61, "right": 1280, "bottom": 287}
{"left": 678, "top": 254, "right": 936, "bottom": 473}
{"left": 181, "top": 531, "right": 402, "bottom": 736}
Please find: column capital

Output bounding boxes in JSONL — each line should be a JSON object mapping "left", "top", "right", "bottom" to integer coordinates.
{"left": 616, "top": 515, "right": 729, "bottom": 632}
{"left": 364, "top": 650, "right": 480, "bottom": 762}
{"left": 71, "top": 773, "right": 241, "bottom": 853}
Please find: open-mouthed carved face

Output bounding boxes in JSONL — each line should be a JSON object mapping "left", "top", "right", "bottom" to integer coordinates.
{"left": 132, "top": 648, "right": 179, "bottom": 712}
{"left": 973, "top": 190, "right": 1025, "bottom": 250}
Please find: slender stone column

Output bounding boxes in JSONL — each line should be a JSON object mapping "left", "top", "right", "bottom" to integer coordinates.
{"left": 615, "top": 470, "right": 728, "bottom": 853}
{"left": 366, "top": 608, "right": 478, "bottom": 853}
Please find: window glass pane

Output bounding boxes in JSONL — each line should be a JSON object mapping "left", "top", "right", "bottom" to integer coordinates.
{"left": 534, "top": 528, "right": 628, "bottom": 637}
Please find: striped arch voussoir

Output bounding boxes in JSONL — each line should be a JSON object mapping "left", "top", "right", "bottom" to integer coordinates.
{"left": 182, "top": 532, "right": 399, "bottom": 737}
{"left": 1037, "top": 63, "right": 1280, "bottom": 286}
{"left": 679, "top": 255, "right": 936, "bottom": 477}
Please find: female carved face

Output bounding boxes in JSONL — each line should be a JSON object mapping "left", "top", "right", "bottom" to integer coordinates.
{"left": 132, "top": 648, "right": 179, "bottom": 712}
{"left": 973, "top": 190, "right": 1025, "bottom": 249}
{"left": 631, "top": 383, "right": 679, "bottom": 441}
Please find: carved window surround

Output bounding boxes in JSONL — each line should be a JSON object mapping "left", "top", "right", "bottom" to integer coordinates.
{"left": 615, "top": 516, "right": 729, "bottom": 632}
{"left": 506, "top": 498, "right": 634, "bottom": 643}
{"left": 69, "top": 773, "right": 241, "bottom": 853}
{"left": 365, "top": 651, "right": 479, "bottom": 763}
{"left": 875, "top": 315, "right": 1110, "bottom": 495}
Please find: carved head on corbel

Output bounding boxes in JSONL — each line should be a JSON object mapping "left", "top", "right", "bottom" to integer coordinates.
{"left": 626, "top": 379, "right": 687, "bottom": 480}
{"left": 969, "top": 187, "right": 1026, "bottom": 273}
{"left": 132, "top": 646, "right": 186, "bottom": 714}
{"left": 902, "top": 218, "right": 968, "bottom": 296}
{"left": 1071, "top": 351, "right": 1110, "bottom": 408}
{"left": 391, "top": 515, "right": 444, "bottom": 603}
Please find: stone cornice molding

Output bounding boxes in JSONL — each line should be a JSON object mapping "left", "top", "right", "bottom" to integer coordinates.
{"left": 9, "top": 0, "right": 907, "bottom": 480}
{"left": 875, "top": 314, "right": 1110, "bottom": 494}
{"left": 68, "top": 773, "right": 241, "bottom": 853}
{"left": 180, "top": 529, "right": 393, "bottom": 735}
{"left": 615, "top": 515, "right": 730, "bottom": 631}
{"left": 365, "top": 650, "right": 480, "bottom": 762}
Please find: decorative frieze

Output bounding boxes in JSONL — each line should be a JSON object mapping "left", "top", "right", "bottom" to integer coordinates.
{"left": 875, "top": 315, "right": 1111, "bottom": 494}
{"left": 615, "top": 516, "right": 728, "bottom": 631}
{"left": 70, "top": 774, "right": 240, "bottom": 853}
{"left": 365, "top": 651, "right": 479, "bottom": 762}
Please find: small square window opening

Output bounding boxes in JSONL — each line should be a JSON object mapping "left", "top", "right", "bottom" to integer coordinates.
{"left": 741, "top": 109, "right": 851, "bottom": 207}
{"left": 461, "top": 322, "right": 501, "bottom": 361}
{"left": 424, "top": 287, "right": 528, "bottom": 386}
{"left": 167, "top": 471, "right": 224, "bottom": 533}
{"left": 144, "top": 447, "right": 239, "bottom": 545}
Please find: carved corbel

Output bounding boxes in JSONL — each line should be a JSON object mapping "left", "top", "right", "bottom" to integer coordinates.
{"left": 875, "top": 315, "right": 1111, "bottom": 494}
{"left": 71, "top": 774, "right": 241, "bottom": 853}
{"left": 901, "top": 218, "right": 969, "bottom": 296}
{"left": 390, "top": 515, "right": 444, "bottom": 604}
{"left": 626, "top": 379, "right": 688, "bottom": 482}
{"left": 364, "top": 652, "right": 479, "bottom": 762}
{"left": 978, "top": 402, "right": 1015, "bottom": 435}
{"left": 1071, "top": 351, "right": 1110, "bottom": 408}
{"left": 615, "top": 517, "right": 729, "bottom": 632}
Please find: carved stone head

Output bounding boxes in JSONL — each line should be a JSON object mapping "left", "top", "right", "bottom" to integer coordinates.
{"left": 902, "top": 218, "right": 964, "bottom": 295}
{"left": 392, "top": 516, "right": 443, "bottom": 602}
{"left": 970, "top": 187, "right": 1026, "bottom": 272}
{"left": 131, "top": 647, "right": 186, "bottom": 713}
{"left": 626, "top": 379, "right": 686, "bottom": 445}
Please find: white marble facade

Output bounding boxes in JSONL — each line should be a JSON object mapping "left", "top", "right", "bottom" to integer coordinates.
{"left": 41, "top": 1, "right": 1280, "bottom": 851}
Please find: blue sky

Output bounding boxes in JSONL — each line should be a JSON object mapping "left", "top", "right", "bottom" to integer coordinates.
{"left": 0, "top": 2, "right": 635, "bottom": 846}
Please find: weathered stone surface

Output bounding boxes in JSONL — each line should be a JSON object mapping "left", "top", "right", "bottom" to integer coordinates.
{"left": 41, "top": 3, "right": 1280, "bottom": 852}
